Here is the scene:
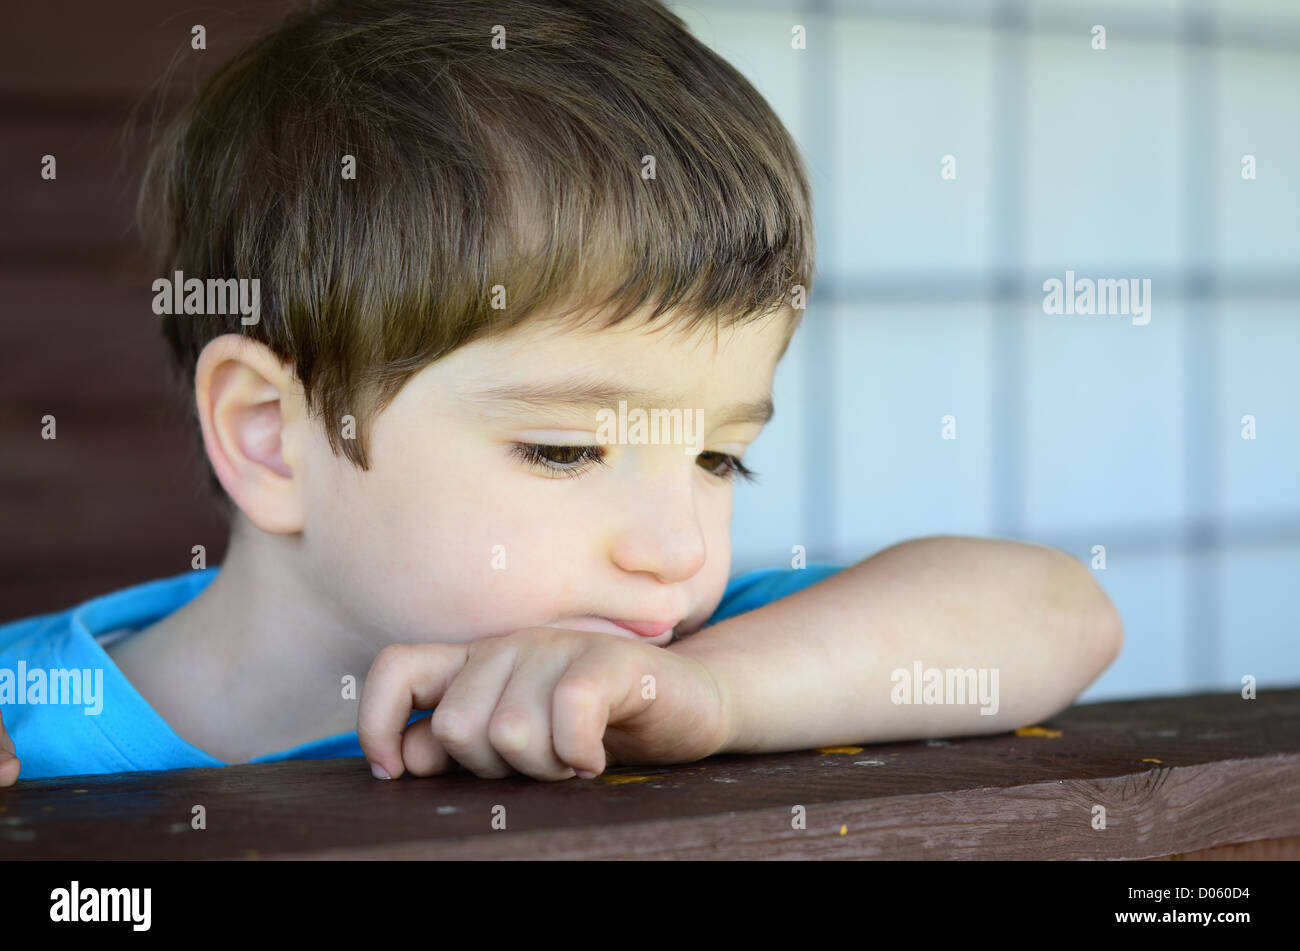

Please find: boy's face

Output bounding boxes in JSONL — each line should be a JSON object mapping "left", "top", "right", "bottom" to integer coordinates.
{"left": 296, "top": 310, "right": 791, "bottom": 648}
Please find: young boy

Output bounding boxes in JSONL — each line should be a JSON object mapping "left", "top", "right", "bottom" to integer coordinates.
{"left": 0, "top": 0, "right": 1121, "bottom": 786}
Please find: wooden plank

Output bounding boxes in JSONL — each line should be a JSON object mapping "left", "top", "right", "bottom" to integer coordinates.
{"left": 0, "top": 0, "right": 306, "bottom": 267}
{"left": 0, "top": 0, "right": 304, "bottom": 105}
{"left": 0, "top": 272, "right": 172, "bottom": 406}
{"left": 3, "top": 689, "right": 1297, "bottom": 860}
{"left": 0, "top": 267, "right": 229, "bottom": 619}
{"left": 1145, "top": 835, "right": 1300, "bottom": 860}
{"left": 0, "top": 118, "right": 154, "bottom": 269}
{"left": 0, "top": 414, "right": 228, "bottom": 618}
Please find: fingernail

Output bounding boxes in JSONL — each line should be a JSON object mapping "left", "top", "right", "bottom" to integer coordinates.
{"left": 370, "top": 762, "right": 391, "bottom": 780}
{"left": 576, "top": 770, "right": 597, "bottom": 779}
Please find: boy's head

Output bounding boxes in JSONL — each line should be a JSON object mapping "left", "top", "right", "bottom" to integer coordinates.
{"left": 137, "top": 0, "right": 814, "bottom": 645}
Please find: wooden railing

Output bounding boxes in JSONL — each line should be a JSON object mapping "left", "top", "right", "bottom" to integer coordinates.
{"left": 4, "top": 689, "right": 1297, "bottom": 859}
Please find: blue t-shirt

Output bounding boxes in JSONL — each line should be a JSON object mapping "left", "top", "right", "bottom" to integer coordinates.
{"left": 0, "top": 562, "right": 843, "bottom": 780}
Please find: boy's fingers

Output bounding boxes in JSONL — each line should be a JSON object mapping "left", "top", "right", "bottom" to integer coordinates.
{"left": 428, "top": 645, "right": 518, "bottom": 779}
{"left": 551, "top": 649, "right": 626, "bottom": 778}
{"left": 358, "top": 642, "right": 469, "bottom": 779}
{"left": 399, "top": 715, "right": 456, "bottom": 777}
{"left": 0, "top": 716, "right": 19, "bottom": 787}
{"left": 488, "top": 650, "right": 579, "bottom": 781}
{"left": 0, "top": 756, "right": 18, "bottom": 788}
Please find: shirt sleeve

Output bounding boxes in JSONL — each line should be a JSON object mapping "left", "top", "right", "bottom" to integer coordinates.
{"left": 702, "top": 562, "right": 846, "bottom": 629}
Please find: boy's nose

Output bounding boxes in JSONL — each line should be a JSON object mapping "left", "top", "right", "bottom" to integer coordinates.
{"left": 607, "top": 483, "right": 708, "bottom": 584}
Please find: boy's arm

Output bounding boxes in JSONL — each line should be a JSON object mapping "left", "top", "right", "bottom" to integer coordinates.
{"left": 668, "top": 536, "right": 1123, "bottom": 754}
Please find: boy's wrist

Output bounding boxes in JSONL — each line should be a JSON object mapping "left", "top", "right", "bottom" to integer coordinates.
{"left": 669, "top": 638, "right": 747, "bottom": 758}
{"left": 711, "top": 664, "right": 744, "bottom": 757}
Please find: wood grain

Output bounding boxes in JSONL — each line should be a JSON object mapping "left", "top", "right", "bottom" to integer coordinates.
{"left": 0, "top": 1, "right": 288, "bottom": 619}
{"left": 2, "top": 689, "right": 1296, "bottom": 860}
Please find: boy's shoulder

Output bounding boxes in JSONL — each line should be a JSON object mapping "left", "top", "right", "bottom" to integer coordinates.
{"left": 0, "top": 569, "right": 218, "bottom": 650}
{"left": 0, "top": 570, "right": 224, "bottom": 781}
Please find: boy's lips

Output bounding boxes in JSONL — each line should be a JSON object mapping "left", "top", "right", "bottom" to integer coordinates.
{"left": 606, "top": 618, "right": 676, "bottom": 638}
{"left": 553, "top": 615, "right": 677, "bottom": 639}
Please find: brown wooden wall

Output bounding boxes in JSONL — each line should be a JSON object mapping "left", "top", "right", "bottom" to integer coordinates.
{"left": 0, "top": 2, "right": 306, "bottom": 619}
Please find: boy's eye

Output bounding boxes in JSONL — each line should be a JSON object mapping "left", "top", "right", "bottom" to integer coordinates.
{"left": 509, "top": 443, "right": 607, "bottom": 476}
{"left": 509, "top": 444, "right": 758, "bottom": 483}
{"left": 697, "top": 450, "right": 758, "bottom": 484}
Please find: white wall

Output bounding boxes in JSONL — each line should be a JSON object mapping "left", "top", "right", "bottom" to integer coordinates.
{"left": 673, "top": 0, "right": 1300, "bottom": 701}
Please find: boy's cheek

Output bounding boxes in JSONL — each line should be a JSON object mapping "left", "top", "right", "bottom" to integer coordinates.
{"left": 327, "top": 525, "right": 559, "bottom": 644}
{"left": 303, "top": 443, "right": 733, "bottom": 645}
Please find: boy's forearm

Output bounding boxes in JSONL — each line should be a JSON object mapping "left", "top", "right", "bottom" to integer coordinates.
{"left": 668, "top": 536, "right": 1124, "bottom": 754}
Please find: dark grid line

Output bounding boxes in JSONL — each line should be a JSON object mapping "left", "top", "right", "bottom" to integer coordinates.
{"left": 990, "top": 0, "right": 1029, "bottom": 540}
{"left": 803, "top": 0, "right": 837, "bottom": 562}
{"left": 1181, "top": 0, "right": 1222, "bottom": 688}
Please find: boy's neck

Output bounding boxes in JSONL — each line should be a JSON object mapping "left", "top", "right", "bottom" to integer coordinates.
{"left": 105, "top": 518, "right": 375, "bottom": 764}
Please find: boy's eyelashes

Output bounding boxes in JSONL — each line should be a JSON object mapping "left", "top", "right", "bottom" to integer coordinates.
{"left": 509, "top": 442, "right": 608, "bottom": 477}
{"left": 508, "top": 442, "right": 757, "bottom": 484}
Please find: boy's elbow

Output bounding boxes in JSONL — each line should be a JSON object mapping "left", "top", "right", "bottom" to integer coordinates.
{"left": 1058, "top": 549, "right": 1124, "bottom": 677}
{"left": 1022, "top": 550, "right": 1123, "bottom": 723}
{"left": 1089, "top": 585, "right": 1124, "bottom": 674}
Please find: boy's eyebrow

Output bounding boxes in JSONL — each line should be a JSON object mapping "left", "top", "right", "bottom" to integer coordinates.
{"left": 459, "top": 379, "right": 775, "bottom": 426}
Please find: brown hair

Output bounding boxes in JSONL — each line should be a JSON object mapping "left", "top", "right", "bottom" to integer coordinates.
{"left": 138, "top": 0, "right": 816, "bottom": 513}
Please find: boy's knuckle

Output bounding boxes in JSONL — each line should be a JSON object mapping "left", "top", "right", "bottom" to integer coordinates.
{"left": 511, "top": 754, "right": 572, "bottom": 782}
{"left": 370, "top": 643, "right": 408, "bottom": 675}
{"left": 431, "top": 710, "right": 474, "bottom": 748}
{"left": 487, "top": 710, "right": 532, "bottom": 753}
{"left": 555, "top": 676, "right": 601, "bottom": 709}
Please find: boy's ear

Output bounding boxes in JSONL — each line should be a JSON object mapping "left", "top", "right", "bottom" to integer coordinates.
{"left": 194, "top": 334, "right": 306, "bottom": 534}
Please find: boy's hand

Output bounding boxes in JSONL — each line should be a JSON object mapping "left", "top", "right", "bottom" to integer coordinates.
{"left": 357, "top": 627, "right": 733, "bottom": 781}
{"left": 0, "top": 708, "right": 19, "bottom": 787}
